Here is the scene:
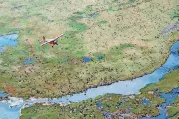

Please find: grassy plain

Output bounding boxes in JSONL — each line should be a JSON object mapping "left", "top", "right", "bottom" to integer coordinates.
{"left": 20, "top": 67, "right": 179, "bottom": 119}
{"left": 0, "top": 0, "right": 179, "bottom": 98}
{"left": 167, "top": 106, "right": 179, "bottom": 118}
{"left": 167, "top": 96, "right": 179, "bottom": 118}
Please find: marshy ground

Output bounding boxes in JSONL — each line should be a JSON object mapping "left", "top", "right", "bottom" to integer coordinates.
{"left": 0, "top": 0, "right": 179, "bottom": 99}
{"left": 20, "top": 68, "right": 179, "bottom": 119}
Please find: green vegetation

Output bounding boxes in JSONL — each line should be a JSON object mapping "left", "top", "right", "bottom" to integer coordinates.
{"left": 167, "top": 106, "right": 179, "bottom": 117}
{"left": 129, "top": 0, "right": 136, "bottom": 3}
{"left": 0, "top": 0, "right": 179, "bottom": 99}
{"left": 20, "top": 94, "right": 117, "bottom": 119}
{"left": 20, "top": 68, "right": 179, "bottom": 119}
{"left": 174, "top": 97, "right": 179, "bottom": 104}
{"left": 98, "top": 20, "right": 108, "bottom": 24}
{"left": 171, "top": 113, "right": 179, "bottom": 119}
{"left": 167, "top": 97, "right": 179, "bottom": 118}
{"left": 172, "top": 5, "right": 179, "bottom": 20}
{"left": 141, "top": 69, "right": 179, "bottom": 94}
{"left": 68, "top": 16, "right": 88, "bottom": 32}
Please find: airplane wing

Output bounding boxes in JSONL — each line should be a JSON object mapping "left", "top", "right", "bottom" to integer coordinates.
{"left": 40, "top": 34, "right": 64, "bottom": 46}
{"left": 45, "top": 34, "right": 64, "bottom": 43}
{"left": 40, "top": 41, "right": 49, "bottom": 46}
{"left": 54, "top": 34, "right": 64, "bottom": 40}
{"left": 40, "top": 39, "right": 57, "bottom": 46}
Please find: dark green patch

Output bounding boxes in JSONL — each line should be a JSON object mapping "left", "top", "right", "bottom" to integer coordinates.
{"left": 129, "top": 0, "right": 136, "bottom": 3}
{"left": 68, "top": 22, "right": 88, "bottom": 32}
{"left": 98, "top": 20, "right": 108, "bottom": 24}
{"left": 109, "top": 43, "right": 135, "bottom": 54}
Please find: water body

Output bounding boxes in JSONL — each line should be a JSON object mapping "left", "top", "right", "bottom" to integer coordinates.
{"left": 0, "top": 102, "right": 23, "bottom": 119}
{"left": 97, "top": 56, "right": 104, "bottom": 60}
{"left": 82, "top": 56, "right": 91, "bottom": 63}
{"left": 0, "top": 91, "right": 8, "bottom": 98}
{"left": 0, "top": 33, "right": 179, "bottom": 119}
{"left": 141, "top": 98, "right": 151, "bottom": 105}
{"left": 161, "top": 23, "right": 179, "bottom": 35}
{"left": 80, "top": 12, "right": 99, "bottom": 19}
{"left": 0, "top": 34, "right": 18, "bottom": 52}
{"left": 24, "top": 58, "right": 36, "bottom": 64}
{"left": 141, "top": 88, "right": 179, "bottom": 119}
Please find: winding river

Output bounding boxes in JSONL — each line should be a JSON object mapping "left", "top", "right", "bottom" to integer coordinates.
{"left": 0, "top": 34, "right": 179, "bottom": 119}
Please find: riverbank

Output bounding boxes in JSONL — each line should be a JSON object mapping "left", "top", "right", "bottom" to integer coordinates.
{"left": 20, "top": 68, "right": 179, "bottom": 119}
{"left": 0, "top": 39, "right": 178, "bottom": 119}
{"left": 1, "top": 38, "right": 178, "bottom": 99}
{"left": 0, "top": 0, "right": 179, "bottom": 118}
{"left": 0, "top": 0, "right": 179, "bottom": 99}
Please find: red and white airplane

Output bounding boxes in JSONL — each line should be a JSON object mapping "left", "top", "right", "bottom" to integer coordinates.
{"left": 40, "top": 34, "right": 64, "bottom": 47}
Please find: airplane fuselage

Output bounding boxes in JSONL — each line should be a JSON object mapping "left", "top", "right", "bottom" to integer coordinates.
{"left": 49, "top": 40, "right": 58, "bottom": 46}
{"left": 40, "top": 34, "right": 64, "bottom": 47}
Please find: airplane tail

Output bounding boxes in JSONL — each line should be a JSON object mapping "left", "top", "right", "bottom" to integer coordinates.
{"left": 43, "top": 36, "right": 46, "bottom": 41}
{"left": 41, "top": 36, "right": 46, "bottom": 43}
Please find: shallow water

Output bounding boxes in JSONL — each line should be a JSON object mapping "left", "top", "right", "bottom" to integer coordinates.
{"left": 0, "top": 33, "right": 179, "bottom": 119}
{"left": 141, "top": 88, "right": 179, "bottom": 119}
{"left": 82, "top": 56, "right": 91, "bottom": 63}
{"left": 97, "top": 56, "right": 104, "bottom": 60}
{"left": 141, "top": 98, "right": 151, "bottom": 105}
{"left": 161, "top": 23, "right": 179, "bottom": 34}
{"left": 0, "top": 102, "right": 23, "bottom": 119}
{"left": 0, "top": 91, "right": 8, "bottom": 98}
{"left": 24, "top": 58, "right": 36, "bottom": 64}
{"left": 0, "top": 34, "right": 18, "bottom": 52}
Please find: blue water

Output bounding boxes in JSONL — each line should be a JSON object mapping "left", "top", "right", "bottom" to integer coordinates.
{"left": 91, "top": 12, "right": 99, "bottom": 18}
{"left": 0, "top": 91, "right": 8, "bottom": 98}
{"left": 24, "top": 58, "right": 36, "bottom": 64}
{"left": 80, "top": 12, "right": 99, "bottom": 19}
{"left": 141, "top": 88, "right": 179, "bottom": 119}
{"left": 161, "top": 23, "right": 179, "bottom": 34}
{"left": 142, "top": 98, "right": 151, "bottom": 105}
{"left": 0, "top": 34, "right": 18, "bottom": 52}
{"left": 96, "top": 101, "right": 112, "bottom": 118}
{"left": 82, "top": 57, "right": 91, "bottom": 63}
{"left": 0, "top": 33, "right": 179, "bottom": 119}
{"left": 82, "top": 56, "right": 104, "bottom": 63}
{"left": 96, "top": 101, "right": 104, "bottom": 109}
{"left": 97, "top": 56, "right": 104, "bottom": 60}
{"left": 21, "top": 41, "right": 179, "bottom": 113}
{"left": 0, "top": 102, "right": 23, "bottom": 119}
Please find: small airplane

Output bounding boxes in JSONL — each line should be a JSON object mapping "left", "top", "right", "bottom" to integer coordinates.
{"left": 40, "top": 34, "right": 64, "bottom": 47}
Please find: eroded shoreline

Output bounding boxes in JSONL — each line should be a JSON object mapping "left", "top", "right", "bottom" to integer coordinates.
{"left": 0, "top": 40, "right": 179, "bottom": 119}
